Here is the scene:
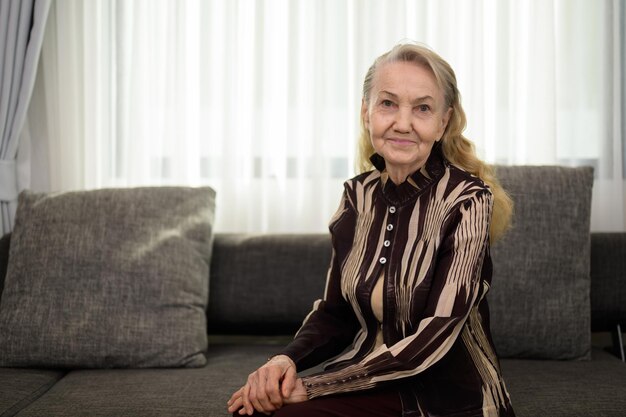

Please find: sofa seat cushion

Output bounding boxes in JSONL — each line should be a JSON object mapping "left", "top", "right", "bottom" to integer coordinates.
{"left": 0, "top": 368, "right": 66, "bottom": 416}
{"left": 0, "top": 187, "right": 215, "bottom": 368}
{"left": 10, "top": 344, "right": 278, "bottom": 417}
{"left": 8, "top": 343, "right": 626, "bottom": 417}
{"left": 501, "top": 348, "right": 626, "bottom": 417}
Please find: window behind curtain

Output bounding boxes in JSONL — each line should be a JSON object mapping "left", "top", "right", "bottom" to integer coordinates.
{"left": 25, "top": 0, "right": 625, "bottom": 232}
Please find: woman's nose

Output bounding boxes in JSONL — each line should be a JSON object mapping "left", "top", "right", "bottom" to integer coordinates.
{"left": 393, "top": 107, "right": 412, "bottom": 133}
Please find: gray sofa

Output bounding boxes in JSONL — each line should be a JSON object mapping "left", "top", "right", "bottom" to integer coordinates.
{"left": 1, "top": 166, "right": 626, "bottom": 417}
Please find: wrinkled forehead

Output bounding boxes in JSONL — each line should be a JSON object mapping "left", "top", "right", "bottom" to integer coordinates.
{"left": 370, "top": 61, "right": 446, "bottom": 104}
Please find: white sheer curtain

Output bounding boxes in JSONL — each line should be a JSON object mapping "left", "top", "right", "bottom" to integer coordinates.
{"left": 23, "top": 0, "right": 625, "bottom": 232}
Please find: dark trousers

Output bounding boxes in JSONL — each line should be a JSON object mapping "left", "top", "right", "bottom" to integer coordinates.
{"left": 232, "top": 388, "right": 402, "bottom": 417}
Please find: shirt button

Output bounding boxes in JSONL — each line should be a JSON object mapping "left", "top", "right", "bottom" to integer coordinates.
{"left": 389, "top": 206, "right": 396, "bottom": 214}
{"left": 386, "top": 224, "right": 393, "bottom": 231}
{"left": 379, "top": 257, "right": 387, "bottom": 264}
{"left": 384, "top": 240, "right": 391, "bottom": 247}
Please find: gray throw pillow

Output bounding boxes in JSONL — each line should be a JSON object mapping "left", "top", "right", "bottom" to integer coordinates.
{"left": 0, "top": 187, "right": 215, "bottom": 368}
{"left": 489, "top": 166, "right": 593, "bottom": 360}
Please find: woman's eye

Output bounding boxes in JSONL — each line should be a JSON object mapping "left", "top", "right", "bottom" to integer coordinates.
{"left": 381, "top": 99, "right": 394, "bottom": 107}
{"left": 418, "top": 104, "right": 430, "bottom": 112}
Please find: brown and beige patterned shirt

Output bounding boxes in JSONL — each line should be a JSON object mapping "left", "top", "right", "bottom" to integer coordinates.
{"left": 281, "top": 142, "right": 515, "bottom": 417}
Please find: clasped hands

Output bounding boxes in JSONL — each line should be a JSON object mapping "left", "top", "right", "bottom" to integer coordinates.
{"left": 227, "top": 355, "right": 309, "bottom": 415}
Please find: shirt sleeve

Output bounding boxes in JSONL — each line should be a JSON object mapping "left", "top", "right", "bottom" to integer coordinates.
{"left": 301, "top": 189, "right": 493, "bottom": 398}
{"left": 278, "top": 189, "right": 361, "bottom": 371}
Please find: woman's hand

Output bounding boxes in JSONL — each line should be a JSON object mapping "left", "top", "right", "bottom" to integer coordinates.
{"left": 227, "top": 355, "right": 301, "bottom": 415}
{"left": 283, "top": 378, "right": 308, "bottom": 405}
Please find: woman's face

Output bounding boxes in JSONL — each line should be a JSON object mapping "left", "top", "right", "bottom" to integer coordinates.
{"left": 362, "top": 61, "right": 451, "bottom": 181}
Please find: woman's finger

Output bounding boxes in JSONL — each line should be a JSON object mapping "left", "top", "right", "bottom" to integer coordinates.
{"left": 241, "top": 382, "right": 254, "bottom": 415}
{"left": 251, "top": 367, "right": 279, "bottom": 413}
{"left": 227, "top": 396, "right": 243, "bottom": 413}
{"left": 227, "top": 386, "right": 244, "bottom": 407}
{"left": 227, "top": 386, "right": 245, "bottom": 413}
{"left": 248, "top": 370, "right": 274, "bottom": 414}
{"left": 281, "top": 364, "right": 298, "bottom": 398}
{"left": 264, "top": 365, "right": 286, "bottom": 408}
{"left": 283, "top": 378, "right": 309, "bottom": 405}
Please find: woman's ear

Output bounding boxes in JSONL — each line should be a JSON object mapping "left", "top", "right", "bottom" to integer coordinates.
{"left": 361, "top": 99, "right": 370, "bottom": 130}
{"left": 440, "top": 106, "right": 452, "bottom": 134}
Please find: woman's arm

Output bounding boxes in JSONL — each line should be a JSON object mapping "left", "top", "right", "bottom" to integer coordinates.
{"left": 300, "top": 190, "right": 493, "bottom": 399}
{"left": 278, "top": 189, "right": 361, "bottom": 369}
{"left": 227, "top": 189, "right": 360, "bottom": 415}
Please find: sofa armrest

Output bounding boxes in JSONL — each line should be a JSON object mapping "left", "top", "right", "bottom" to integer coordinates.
{"left": 0, "top": 233, "right": 10, "bottom": 300}
{"left": 590, "top": 232, "right": 626, "bottom": 332}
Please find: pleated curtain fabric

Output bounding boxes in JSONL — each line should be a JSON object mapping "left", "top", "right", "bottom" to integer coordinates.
{"left": 0, "top": 0, "right": 50, "bottom": 235}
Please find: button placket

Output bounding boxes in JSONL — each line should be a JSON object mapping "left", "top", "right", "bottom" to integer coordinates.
{"left": 380, "top": 206, "right": 396, "bottom": 264}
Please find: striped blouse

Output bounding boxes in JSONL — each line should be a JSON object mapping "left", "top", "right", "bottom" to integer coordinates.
{"left": 280, "top": 143, "right": 515, "bottom": 417}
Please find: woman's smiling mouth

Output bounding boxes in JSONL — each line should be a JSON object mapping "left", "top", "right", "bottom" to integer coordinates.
{"left": 387, "top": 138, "right": 415, "bottom": 146}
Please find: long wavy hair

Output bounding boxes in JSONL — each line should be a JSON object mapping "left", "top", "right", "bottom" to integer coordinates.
{"left": 357, "top": 43, "right": 513, "bottom": 242}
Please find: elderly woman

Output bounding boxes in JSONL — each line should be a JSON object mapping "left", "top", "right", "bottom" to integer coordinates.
{"left": 228, "top": 43, "right": 515, "bottom": 417}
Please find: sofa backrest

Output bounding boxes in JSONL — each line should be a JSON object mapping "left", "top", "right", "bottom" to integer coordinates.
{"left": 5, "top": 227, "right": 624, "bottom": 347}
{"left": 0, "top": 167, "right": 624, "bottom": 360}
{"left": 489, "top": 166, "right": 594, "bottom": 359}
{"left": 207, "top": 232, "right": 626, "bottom": 358}
{"left": 0, "top": 234, "right": 9, "bottom": 300}
{"left": 207, "top": 234, "right": 331, "bottom": 335}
